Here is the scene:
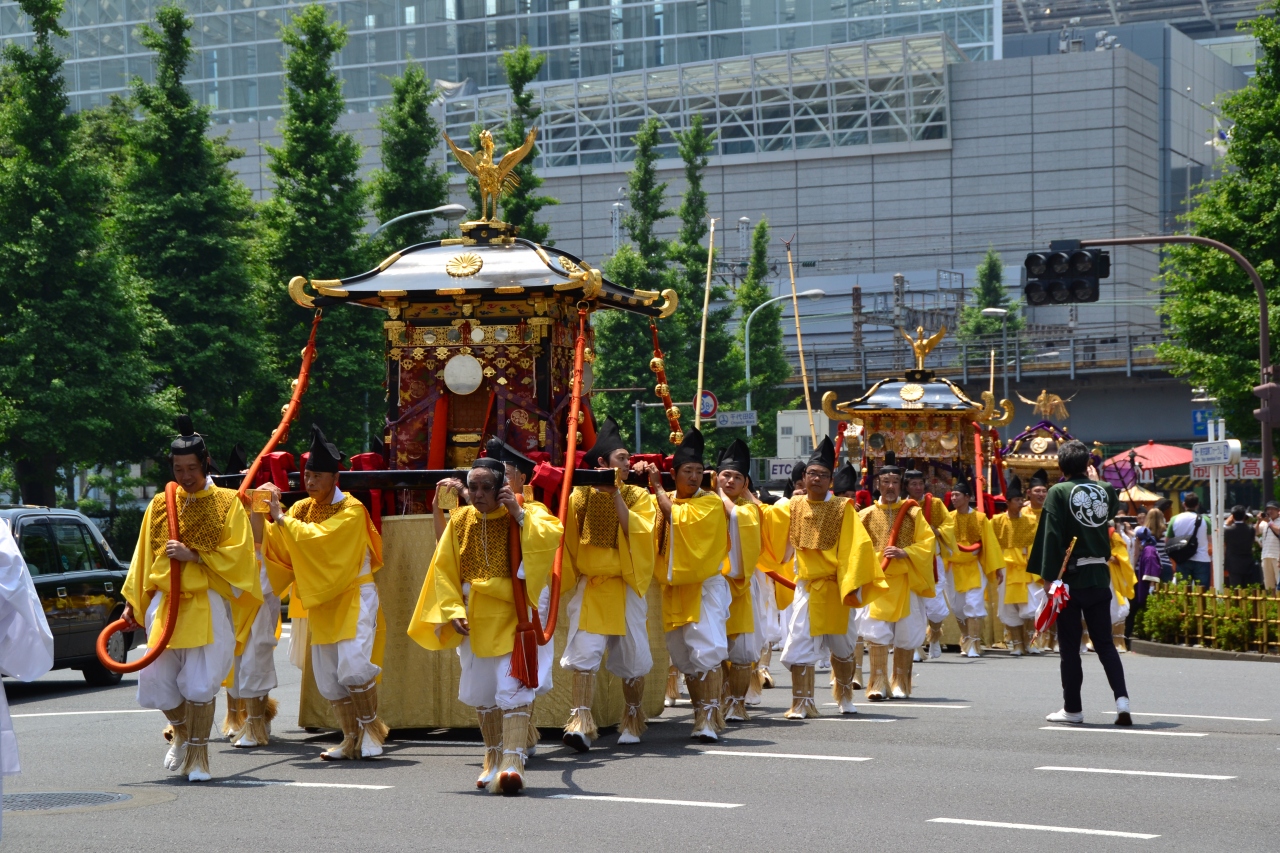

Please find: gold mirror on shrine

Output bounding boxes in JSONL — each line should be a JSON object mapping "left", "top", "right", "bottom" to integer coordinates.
{"left": 904, "top": 432, "right": 922, "bottom": 450}
{"left": 494, "top": 327, "right": 509, "bottom": 342}
{"left": 868, "top": 432, "right": 886, "bottom": 450}
{"left": 443, "top": 354, "right": 484, "bottom": 395}
{"left": 470, "top": 327, "right": 485, "bottom": 344}
{"left": 939, "top": 432, "right": 959, "bottom": 451}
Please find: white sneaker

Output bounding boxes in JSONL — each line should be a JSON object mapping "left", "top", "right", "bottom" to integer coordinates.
{"left": 928, "top": 641, "right": 942, "bottom": 659}
{"left": 1045, "top": 709, "right": 1084, "bottom": 724}
{"left": 913, "top": 649, "right": 922, "bottom": 663}
{"left": 1115, "top": 696, "right": 1132, "bottom": 726}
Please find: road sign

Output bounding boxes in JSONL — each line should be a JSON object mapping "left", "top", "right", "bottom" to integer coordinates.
{"left": 697, "top": 390, "right": 718, "bottom": 418}
{"left": 715, "top": 410, "right": 758, "bottom": 428}
{"left": 1192, "top": 439, "right": 1241, "bottom": 467}
{"left": 1191, "top": 408, "right": 1216, "bottom": 437}
{"left": 765, "top": 458, "right": 794, "bottom": 480}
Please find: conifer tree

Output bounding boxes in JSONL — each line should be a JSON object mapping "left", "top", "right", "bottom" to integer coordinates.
{"left": 732, "top": 218, "right": 791, "bottom": 457}
{"left": 370, "top": 63, "right": 449, "bottom": 251}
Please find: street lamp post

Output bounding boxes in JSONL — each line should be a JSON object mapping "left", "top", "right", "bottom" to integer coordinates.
{"left": 981, "top": 306, "right": 1010, "bottom": 401}
{"left": 371, "top": 203, "right": 468, "bottom": 237}
{"left": 744, "top": 289, "right": 824, "bottom": 438}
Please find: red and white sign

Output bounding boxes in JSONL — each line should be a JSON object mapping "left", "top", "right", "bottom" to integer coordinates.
{"left": 697, "top": 390, "right": 718, "bottom": 418}
{"left": 1191, "top": 456, "right": 1279, "bottom": 480}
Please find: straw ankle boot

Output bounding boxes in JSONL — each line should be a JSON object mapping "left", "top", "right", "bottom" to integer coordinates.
{"left": 349, "top": 677, "right": 389, "bottom": 758}
{"left": 757, "top": 644, "right": 775, "bottom": 689}
{"left": 491, "top": 705, "right": 532, "bottom": 796}
{"left": 703, "top": 668, "right": 726, "bottom": 736}
{"left": 664, "top": 664, "right": 681, "bottom": 707}
{"left": 851, "top": 640, "right": 864, "bottom": 689}
{"left": 526, "top": 701, "right": 541, "bottom": 758}
{"left": 784, "top": 665, "right": 818, "bottom": 719}
{"left": 320, "top": 696, "right": 362, "bottom": 760}
{"left": 1112, "top": 622, "right": 1128, "bottom": 653}
{"left": 865, "top": 643, "right": 890, "bottom": 701}
{"left": 221, "top": 691, "right": 246, "bottom": 741}
{"left": 1008, "top": 624, "right": 1025, "bottom": 657}
{"left": 890, "top": 647, "right": 914, "bottom": 699}
{"left": 476, "top": 706, "right": 503, "bottom": 789}
{"left": 926, "top": 621, "right": 944, "bottom": 659}
{"left": 725, "top": 663, "right": 752, "bottom": 721}
{"left": 235, "top": 695, "right": 271, "bottom": 748}
{"left": 618, "top": 677, "right": 647, "bottom": 744}
{"left": 180, "top": 699, "right": 216, "bottom": 782}
{"left": 965, "top": 617, "right": 983, "bottom": 657}
{"left": 162, "top": 702, "right": 190, "bottom": 771}
{"left": 1023, "top": 618, "right": 1043, "bottom": 654}
{"left": 562, "top": 670, "right": 597, "bottom": 753}
{"left": 830, "top": 654, "right": 858, "bottom": 714}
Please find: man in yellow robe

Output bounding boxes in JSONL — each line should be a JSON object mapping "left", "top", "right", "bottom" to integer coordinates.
{"left": 653, "top": 428, "right": 731, "bottom": 742}
{"left": 713, "top": 439, "right": 762, "bottom": 722}
{"left": 557, "top": 417, "right": 658, "bottom": 751}
{"left": 857, "top": 458, "right": 936, "bottom": 700}
{"left": 1105, "top": 524, "right": 1138, "bottom": 653}
{"left": 761, "top": 437, "right": 882, "bottom": 718}
{"left": 1025, "top": 468, "right": 1053, "bottom": 650}
{"left": 262, "top": 426, "right": 385, "bottom": 762}
{"left": 121, "top": 416, "right": 259, "bottom": 782}
{"left": 223, "top": 508, "right": 283, "bottom": 748}
{"left": 993, "top": 475, "right": 1041, "bottom": 656}
{"left": 941, "top": 477, "right": 1004, "bottom": 658}
{"left": 904, "top": 465, "right": 953, "bottom": 661}
{"left": 408, "top": 454, "right": 563, "bottom": 795}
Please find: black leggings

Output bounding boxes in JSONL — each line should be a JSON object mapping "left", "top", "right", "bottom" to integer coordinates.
{"left": 1055, "top": 585, "right": 1128, "bottom": 714}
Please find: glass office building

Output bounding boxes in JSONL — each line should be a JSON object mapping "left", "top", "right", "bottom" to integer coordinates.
{"left": 0, "top": 0, "right": 996, "bottom": 125}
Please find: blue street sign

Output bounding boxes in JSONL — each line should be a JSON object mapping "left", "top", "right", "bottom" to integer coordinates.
{"left": 1192, "top": 409, "right": 1216, "bottom": 438}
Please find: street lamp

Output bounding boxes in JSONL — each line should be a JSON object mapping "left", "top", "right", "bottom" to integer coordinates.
{"left": 981, "top": 306, "right": 1010, "bottom": 402}
{"left": 744, "top": 288, "right": 824, "bottom": 437}
{"left": 371, "top": 203, "right": 468, "bottom": 237}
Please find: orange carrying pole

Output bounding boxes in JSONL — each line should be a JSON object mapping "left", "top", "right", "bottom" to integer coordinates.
{"left": 94, "top": 482, "right": 182, "bottom": 673}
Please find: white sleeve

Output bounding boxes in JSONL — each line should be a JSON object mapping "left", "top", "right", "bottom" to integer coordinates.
{"left": 0, "top": 526, "right": 54, "bottom": 682}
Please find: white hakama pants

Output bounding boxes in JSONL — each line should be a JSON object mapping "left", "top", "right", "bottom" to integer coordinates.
{"left": 138, "top": 590, "right": 235, "bottom": 709}
{"left": 944, "top": 569, "right": 988, "bottom": 620}
{"left": 856, "top": 593, "right": 928, "bottom": 649}
{"left": 779, "top": 579, "right": 858, "bottom": 667}
{"left": 311, "top": 583, "right": 381, "bottom": 701}
{"left": 665, "top": 575, "right": 731, "bottom": 677}
{"left": 229, "top": 563, "right": 280, "bottom": 699}
{"left": 559, "top": 578, "right": 653, "bottom": 680}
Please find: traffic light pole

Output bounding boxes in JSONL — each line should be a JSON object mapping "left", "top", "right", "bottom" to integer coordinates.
{"left": 1081, "top": 235, "right": 1272, "bottom": 500}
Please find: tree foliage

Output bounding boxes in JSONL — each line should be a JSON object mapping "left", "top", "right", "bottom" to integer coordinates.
{"left": 261, "top": 3, "right": 380, "bottom": 454}
{"left": 497, "top": 44, "right": 556, "bottom": 243}
{"left": 115, "top": 4, "right": 274, "bottom": 463}
{"left": 733, "top": 218, "right": 791, "bottom": 457}
{"left": 0, "top": 0, "right": 172, "bottom": 504}
{"left": 370, "top": 63, "right": 449, "bottom": 252}
{"left": 957, "top": 247, "right": 1023, "bottom": 340}
{"left": 1160, "top": 6, "right": 1280, "bottom": 447}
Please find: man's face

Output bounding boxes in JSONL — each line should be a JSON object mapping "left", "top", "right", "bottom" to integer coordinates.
{"left": 905, "top": 477, "right": 925, "bottom": 500}
{"left": 303, "top": 469, "right": 337, "bottom": 501}
{"left": 504, "top": 464, "right": 526, "bottom": 493}
{"left": 674, "top": 463, "right": 703, "bottom": 497}
{"left": 604, "top": 448, "right": 631, "bottom": 470}
{"left": 804, "top": 466, "right": 832, "bottom": 500}
{"left": 1268, "top": 507, "right": 1279, "bottom": 520}
{"left": 717, "top": 469, "right": 746, "bottom": 499}
{"left": 1029, "top": 485, "right": 1047, "bottom": 508}
{"left": 467, "top": 469, "right": 501, "bottom": 513}
{"left": 951, "top": 490, "right": 970, "bottom": 511}
{"left": 171, "top": 454, "right": 206, "bottom": 494}
{"left": 878, "top": 473, "right": 901, "bottom": 503}
{"left": 1007, "top": 496, "right": 1024, "bottom": 515}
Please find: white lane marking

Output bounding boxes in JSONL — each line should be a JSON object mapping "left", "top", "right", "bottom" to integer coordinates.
{"left": 549, "top": 795, "right": 742, "bottom": 809}
{"left": 217, "top": 780, "right": 392, "bottom": 790}
{"left": 395, "top": 740, "right": 567, "bottom": 753}
{"left": 929, "top": 818, "right": 1158, "bottom": 839}
{"left": 1040, "top": 726, "right": 1207, "bottom": 738}
{"left": 1036, "top": 766, "right": 1236, "bottom": 780}
{"left": 854, "top": 702, "right": 970, "bottom": 709}
{"left": 12, "top": 709, "right": 160, "bottom": 718}
{"left": 700, "top": 750, "right": 872, "bottom": 762}
{"left": 807, "top": 717, "right": 897, "bottom": 723}
{"left": 1101, "top": 711, "right": 1270, "bottom": 722}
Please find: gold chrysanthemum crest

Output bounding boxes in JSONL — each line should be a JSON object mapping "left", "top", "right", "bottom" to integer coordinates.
{"left": 446, "top": 252, "right": 483, "bottom": 277}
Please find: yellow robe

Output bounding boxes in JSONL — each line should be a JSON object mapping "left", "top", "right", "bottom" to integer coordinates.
{"left": 992, "top": 508, "right": 1038, "bottom": 605}
{"left": 560, "top": 485, "right": 656, "bottom": 636}
{"left": 262, "top": 494, "right": 383, "bottom": 650}
{"left": 723, "top": 502, "right": 762, "bottom": 636}
{"left": 655, "top": 491, "right": 728, "bottom": 632}
{"left": 122, "top": 485, "right": 260, "bottom": 650}
{"left": 408, "top": 502, "right": 563, "bottom": 658}
{"left": 759, "top": 502, "right": 797, "bottom": 611}
{"left": 760, "top": 496, "right": 883, "bottom": 636}
{"left": 1109, "top": 530, "right": 1138, "bottom": 607}
{"left": 860, "top": 499, "right": 936, "bottom": 623}
{"left": 920, "top": 494, "right": 955, "bottom": 560}
{"left": 944, "top": 508, "right": 1004, "bottom": 593}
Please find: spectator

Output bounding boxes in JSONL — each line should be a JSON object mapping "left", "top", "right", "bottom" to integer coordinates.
{"left": 1155, "top": 498, "right": 1173, "bottom": 523}
{"left": 1223, "top": 505, "right": 1259, "bottom": 588}
{"left": 1257, "top": 501, "right": 1280, "bottom": 591}
{"left": 1168, "top": 494, "right": 1212, "bottom": 587}
{"left": 1133, "top": 508, "right": 1170, "bottom": 596}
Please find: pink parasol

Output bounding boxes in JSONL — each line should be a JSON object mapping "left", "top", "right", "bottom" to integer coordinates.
{"left": 1104, "top": 440, "right": 1193, "bottom": 470}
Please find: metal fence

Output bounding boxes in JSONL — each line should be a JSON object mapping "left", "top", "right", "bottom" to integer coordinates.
{"left": 1140, "top": 583, "right": 1280, "bottom": 655}
{"left": 784, "top": 328, "right": 1168, "bottom": 388}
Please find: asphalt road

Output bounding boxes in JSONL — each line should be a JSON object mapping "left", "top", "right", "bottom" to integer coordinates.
{"left": 4, "top": 637, "right": 1277, "bottom": 852}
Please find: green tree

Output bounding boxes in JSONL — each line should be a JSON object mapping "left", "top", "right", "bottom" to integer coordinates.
{"left": 595, "top": 118, "right": 682, "bottom": 451}
{"left": 115, "top": 5, "right": 273, "bottom": 461}
{"left": 668, "top": 115, "right": 741, "bottom": 456}
{"left": 957, "top": 247, "right": 1024, "bottom": 340}
{"left": 496, "top": 44, "right": 556, "bottom": 243}
{"left": 1160, "top": 7, "right": 1280, "bottom": 448}
{"left": 0, "top": 0, "right": 173, "bottom": 505}
{"left": 261, "top": 3, "right": 380, "bottom": 453}
{"left": 370, "top": 63, "right": 449, "bottom": 251}
{"left": 733, "top": 218, "right": 791, "bottom": 457}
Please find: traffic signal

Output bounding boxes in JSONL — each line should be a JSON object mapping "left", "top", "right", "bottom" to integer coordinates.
{"left": 1254, "top": 382, "right": 1280, "bottom": 426}
{"left": 1023, "top": 242, "right": 1110, "bottom": 305}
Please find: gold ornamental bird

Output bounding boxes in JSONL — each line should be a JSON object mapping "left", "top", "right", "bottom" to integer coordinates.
{"left": 443, "top": 127, "right": 538, "bottom": 223}
{"left": 1017, "top": 388, "right": 1076, "bottom": 421}
{"left": 901, "top": 325, "right": 947, "bottom": 370}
